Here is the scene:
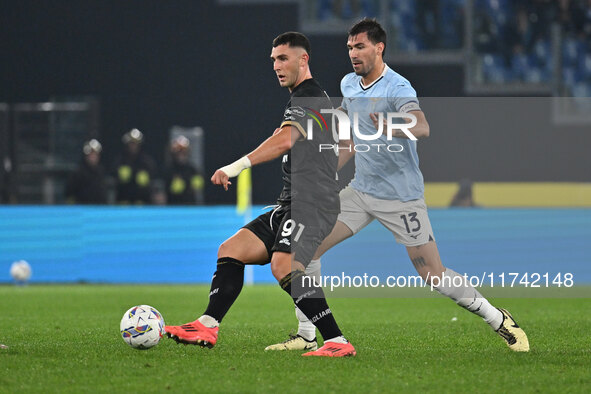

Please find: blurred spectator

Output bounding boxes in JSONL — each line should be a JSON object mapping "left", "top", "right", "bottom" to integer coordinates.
{"left": 389, "top": 0, "right": 464, "bottom": 51}
{"left": 505, "top": 5, "right": 535, "bottom": 55}
{"left": 333, "top": 0, "right": 361, "bottom": 19}
{"left": 165, "top": 135, "right": 204, "bottom": 205}
{"left": 450, "top": 178, "right": 477, "bottom": 207}
{"left": 416, "top": 0, "right": 440, "bottom": 50}
{"left": 65, "top": 139, "right": 107, "bottom": 204}
{"left": 113, "top": 129, "right": 157, "bottom": 205}
{"left": 318, "top": 0, "right": 377, "bottom": 21}
{"left": 475, "top": 0, "right": 591, "bottom": 89}
{"left": 560, "top": 0, "right": 591, "bottom": 38}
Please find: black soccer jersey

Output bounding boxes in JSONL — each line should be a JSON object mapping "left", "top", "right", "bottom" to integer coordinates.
{"left": 276, "top": 78, "right": 339, "bottom": 212}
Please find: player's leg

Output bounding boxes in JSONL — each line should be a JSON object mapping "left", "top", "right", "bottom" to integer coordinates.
{"left": 406, "top": 241, "right": 528, "bottom": 351}
{"left": 265, "top": 255, "right": 323, "bottom": 351}
{"left": 300, "top": 188, "right": 371, "bottom": 342}
{"left": 405, "top": 241, "right": 445, "bottom": 281}
{"left": 166, "top": 212, "right": 272, "bottom": 347}
{"left": 291, "top": 221, "right": 353, "bottom": 346}
{"left": 301, "top": 187, "right": 371, "bottom": 342}
{"left": 201, "top": 228, "right": 270, "bottom": 323}
{"left": 312, "top": 220, "right": 354, "bottom": 260}
{"left": 270, "top": 206, "right": 355, "bottom": 357}
{"left": 265, "top": 257, "right": 321, "bottom": 351}
{"left": 267, "top": 187, "right": 372, "bottom": 351}
{"left": 406, "top": 241, "right": 502, "bottom": 323}
{"left": 378, "top": 198, "right": 529, "bottom": 351}
{"left": 270, "top": 251, "right": 355, "bottom": 357}
{"left": 294, "top": 258, "right": 322, "bottom": 346}
{"left": 312, "top": 186, "right": 374, "bottom": 260}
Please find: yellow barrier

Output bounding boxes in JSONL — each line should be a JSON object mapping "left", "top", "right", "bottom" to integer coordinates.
{"left": 424, "top": 182, "right": 591, "bottom": 207}
{"left": 236, "top": 168, "right": 252, "bottom": 214}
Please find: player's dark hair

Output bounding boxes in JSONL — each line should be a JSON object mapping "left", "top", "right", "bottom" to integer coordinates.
{"left": 273, "top": 32, "right": 311, "bottom": 58}
{"left": 348, "top": 18, "right": 387, "bottom": 54}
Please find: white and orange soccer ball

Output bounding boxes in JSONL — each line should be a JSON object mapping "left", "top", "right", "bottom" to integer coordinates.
{"left": 120, "top": 305, "right": 165, "bottom": 349}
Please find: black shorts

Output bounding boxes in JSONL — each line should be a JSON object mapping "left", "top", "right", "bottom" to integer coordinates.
{"left": 243, "top": 204, "right": 338, "bottom": 267}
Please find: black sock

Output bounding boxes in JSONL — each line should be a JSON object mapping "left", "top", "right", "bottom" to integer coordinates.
{"left": 203, "top": 257, "right": 245, "bottom": 323}
{"left": 280, "top": 270, "right": 342, "bottom": 340}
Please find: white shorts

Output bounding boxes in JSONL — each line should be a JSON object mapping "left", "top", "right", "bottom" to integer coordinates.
{"left": 337, "top": 186, "right": 435, "bottom": 247}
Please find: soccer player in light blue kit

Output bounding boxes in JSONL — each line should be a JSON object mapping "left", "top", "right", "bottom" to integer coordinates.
{"left": 266, "top": 19, "right": 529, "bottom": 352}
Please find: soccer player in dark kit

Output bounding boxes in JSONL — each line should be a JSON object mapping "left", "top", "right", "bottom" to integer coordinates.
{"left": 164, "top": 32, "right": 356, "bottom": 357}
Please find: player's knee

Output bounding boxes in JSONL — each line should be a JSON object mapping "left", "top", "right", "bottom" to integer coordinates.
{"left": 270, "top": 259, "right": 290, "bottom": 282}
{"left": 217, "top": 240, "right": 233, "bottom": 259}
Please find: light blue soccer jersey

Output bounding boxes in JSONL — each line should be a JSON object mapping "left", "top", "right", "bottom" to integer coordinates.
{"left": 340, "top": 64, "right": 424, "bottom": 201}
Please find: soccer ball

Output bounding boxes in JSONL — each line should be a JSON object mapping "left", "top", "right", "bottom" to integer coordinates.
{"left": 120, "top": 305, "right": 165, "bottom": 349}
{"left": 10, "top": 260, "right": 32, "bottom": 282}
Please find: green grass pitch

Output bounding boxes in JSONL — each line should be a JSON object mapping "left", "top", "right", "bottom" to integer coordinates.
{"left": 1, "top": 285, "right": 590, "bottom": 393}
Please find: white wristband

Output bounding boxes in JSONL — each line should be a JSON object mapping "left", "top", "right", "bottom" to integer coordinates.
{"left": 219, "top": 156, "right": 251, "bottom": 178}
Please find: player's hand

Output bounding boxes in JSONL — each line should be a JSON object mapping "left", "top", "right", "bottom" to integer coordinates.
{"left": 211, "top": 169, "right": 231, "bottom": 191}
{"left": 369, "top": 112, "right": 387, "bottom": 134}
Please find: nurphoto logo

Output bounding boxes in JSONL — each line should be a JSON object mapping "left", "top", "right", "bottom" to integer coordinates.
{"left": 303, "top": 108, "right": 415, "bottom": 153}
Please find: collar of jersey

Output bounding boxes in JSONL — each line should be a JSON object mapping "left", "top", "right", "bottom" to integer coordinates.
{"left": 291, "top": 78, "right": 314, "bottom": 95}
{"left": 359, "top": 64, "right": 389, "bottom": 91}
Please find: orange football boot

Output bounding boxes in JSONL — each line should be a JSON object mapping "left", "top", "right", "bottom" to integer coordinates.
{"left": 302, "top": 341, "right": 356, "bottom": 357}
{"left": 165, "top": 319, "right": 219, "bottom": 348}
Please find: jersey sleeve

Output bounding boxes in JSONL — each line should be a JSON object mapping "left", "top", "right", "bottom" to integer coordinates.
{"left": 280, "top": 104, "right": 308, "bottom": 138}
{"left": 340, "top": 75, "right": 350, "bottom": 112}
{"left": 280, "top": 82, "right": 332, "bottom": 139}
{"left": 389, "top": 82, "right": 421, "bottom": 113}
{"left": 340, "top": 97, "right": 348, "bottom": 112}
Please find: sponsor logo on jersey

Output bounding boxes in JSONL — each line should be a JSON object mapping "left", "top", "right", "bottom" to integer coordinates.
{"left": 285, "top": 106, "right": 306, "bottom": 118}
{"left": 287, "top": 107, "right": 329, "bottom": 138}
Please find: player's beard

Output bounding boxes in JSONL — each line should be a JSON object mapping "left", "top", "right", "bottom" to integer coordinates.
{"left": 353, "top": 53, "right": 378, "bottom": 77}
{"left": 284, "top": 70, "right": 299, "bottom": 90}
{"left": 353, "top": 65, "right": 368, "bottom": 77}
{"left": 357, "top": 60, "right": 378, "bottom": 77}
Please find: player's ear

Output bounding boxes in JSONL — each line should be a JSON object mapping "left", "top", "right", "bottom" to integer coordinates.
{"left": 301, "top": 52, "right": 309, "bottom": 65}
{"left": 376, "top": 42, "right": 384, "bottom": 57}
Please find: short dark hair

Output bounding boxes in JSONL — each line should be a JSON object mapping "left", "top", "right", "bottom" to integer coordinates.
{"left": 272, "top": 31, "right": 311, "bottom": 57}
{"left": 348, "top": 18, "right": 387, "bottom": 53}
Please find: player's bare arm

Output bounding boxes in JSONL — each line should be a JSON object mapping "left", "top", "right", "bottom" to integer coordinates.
{"left": 211, "top": 126, "right": 302, "bottom": 191}
{"left": 369, "top": 109, "right": 430, "bottom": 139}
{"left": 247, "top": 125, "right": 302, "bottom": 165}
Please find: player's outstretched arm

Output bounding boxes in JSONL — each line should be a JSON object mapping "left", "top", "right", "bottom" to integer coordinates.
{"left": 370, "top": 110, "right": 430, "bottom": 139}
{"left": 211, "top": 126, "right": 301, "bottom": 191}
{"left": 246, "top": 125, "right": 300, "bottom": 166}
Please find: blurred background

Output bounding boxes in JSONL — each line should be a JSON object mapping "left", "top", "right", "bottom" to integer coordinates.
{"left": 0, "top": 0, "right": 589, "bottom": 284}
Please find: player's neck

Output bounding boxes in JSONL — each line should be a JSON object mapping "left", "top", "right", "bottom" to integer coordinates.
{"left": 289, "top": 69, "right": 313, "bottom": 92}
{"left": 361, "top": 62, "right": 385, "bottom": 86}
